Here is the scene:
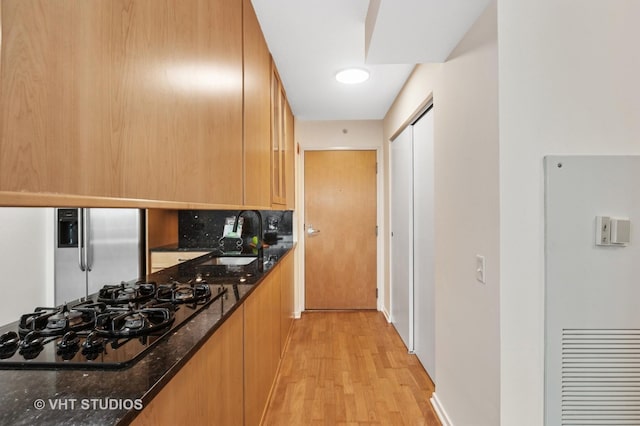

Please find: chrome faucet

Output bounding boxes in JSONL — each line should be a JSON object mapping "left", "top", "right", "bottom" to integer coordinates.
{"left": 232, "top": 210, "right": 263, "bottom": 263}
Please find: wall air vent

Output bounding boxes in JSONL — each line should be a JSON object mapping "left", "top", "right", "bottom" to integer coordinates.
{"left": 562, "top": 329, "right": 640, "bottom": 425}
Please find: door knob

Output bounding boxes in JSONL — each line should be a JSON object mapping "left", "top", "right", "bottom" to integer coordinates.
{"left": 306, "top": 225, "right": 321, "bottom": 236}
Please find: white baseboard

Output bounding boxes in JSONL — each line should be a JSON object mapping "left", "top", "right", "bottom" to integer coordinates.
{"left": 430, "top": 393, "right": 453, "bottom": 426}
{"left": 381, "top": 306, "right": 391, "bottom": 323}
{"left": 293, "top": 310, "right": 302, "bottom": 319}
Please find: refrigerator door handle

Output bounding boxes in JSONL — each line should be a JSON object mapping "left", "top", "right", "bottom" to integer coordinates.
{"left": 78, "top": 208, "right": 86, "bottom": 272}
{"left": 84, "top": 208, "right": 92, "bottom": 271}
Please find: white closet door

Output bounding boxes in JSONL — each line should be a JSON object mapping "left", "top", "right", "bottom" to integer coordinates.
{"left": 413, "top": 109, "right": 435, "bottom": 380}
{"left": 390, "top": 125, "right": 414, "bottom": 351}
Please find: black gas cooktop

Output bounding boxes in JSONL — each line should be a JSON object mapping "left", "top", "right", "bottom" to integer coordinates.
{"left": 0, "top": 277, "right": 226, "bottom": 370}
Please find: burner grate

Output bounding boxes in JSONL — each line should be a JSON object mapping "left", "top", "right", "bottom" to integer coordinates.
{"left": 97, "top": 281, "right": 156, "bottom": 304}
{"left": 18, "top": 302, "right": 106, "bottom": 337}
{"left": 94, "top": 306, "right": 175, "bottom": 338}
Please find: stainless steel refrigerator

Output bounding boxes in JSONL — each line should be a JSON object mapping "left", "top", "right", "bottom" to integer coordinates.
{"left": 54, "top": 208, "right": 145, "bottom": 305}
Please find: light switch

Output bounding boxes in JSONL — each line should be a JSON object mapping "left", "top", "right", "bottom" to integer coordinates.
{"left": 596, "top": 216, "right": 611, "bottom": 245}
{"left": 476, "top": 255, "right": 486, "bottom": 284}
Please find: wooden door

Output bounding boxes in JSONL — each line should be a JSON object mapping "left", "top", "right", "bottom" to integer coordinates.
{"left": 304, "top": 150, "right": 377, "bottom": 309}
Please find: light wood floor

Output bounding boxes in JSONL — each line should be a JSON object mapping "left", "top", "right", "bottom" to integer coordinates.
{"left": 263, "top": 311, "right": 441, "bottom": 425}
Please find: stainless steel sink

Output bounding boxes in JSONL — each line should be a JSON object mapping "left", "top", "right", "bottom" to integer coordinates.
{"left": 200, "top": 257, "right": 257, "bottom": 266}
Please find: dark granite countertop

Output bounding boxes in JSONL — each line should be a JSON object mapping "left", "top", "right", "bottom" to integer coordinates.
{"left": 149, "top": 243, "right": 214, "bottom": 252}
{"left": 0, "top": 242, "right": 294, "bottom": 426}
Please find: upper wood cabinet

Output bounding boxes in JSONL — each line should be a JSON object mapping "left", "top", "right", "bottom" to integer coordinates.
{"left": 0, "top": 0, "right": 244, "bottom": 206}
{"left": 115, "top": 0, "right": 244, "bottom": 205}
{"left": 0, "top": 1, "right": 115, "bottom": 198}
{"left": 242, "top": 0, "right": 272, "bottom": 208}
{"left": 271, "top": 66, "right": 294, "bottom": 208}
{"left": 284, "top": 97, "right": 296, "bottom": 210}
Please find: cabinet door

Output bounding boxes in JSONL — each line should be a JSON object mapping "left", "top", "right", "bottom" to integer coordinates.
{"left": 244, "top": 266, "right": 281, "bottom": 426}
{"left": 114, "top": 0, "right": 243, "bottom": 204}
{"left": 0, "top": 0, "right": 244, "bottom": 205}
{"left": 280, "top": 250, "right": 295, "bottom": 355}
{"left": 271, "top": 69, "right": 286, "bottom": 206}
{"left": 0, "top": 1, "right": 118, "bottom": 198}
{"left": 284, "top": 100, "right": 296, "bottom": 210}
{"left": 243, "top": 0, "right": 272, "bottom": 208}
{"left": 270, "top": 65, "right": 295, "bottom": 209}
{"left": 132, "top": 306, "right": 244, "bottom": 425}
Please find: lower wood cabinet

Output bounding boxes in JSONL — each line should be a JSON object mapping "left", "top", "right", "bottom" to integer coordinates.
{"left": 131, "top": 305, "right": 244, "bottom": 426}
{"left": 280, "top": 251, "right": 295, "bottom": 356}
{"left": 133, "top": 248, "right": 296, "bottom": 426}
{"left": 244, "top": 265, "right": 281, "bottom": 426}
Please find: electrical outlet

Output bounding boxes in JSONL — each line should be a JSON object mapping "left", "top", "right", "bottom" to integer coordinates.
{"left": 476, "top": 255, "right": 486, "bottom": 284}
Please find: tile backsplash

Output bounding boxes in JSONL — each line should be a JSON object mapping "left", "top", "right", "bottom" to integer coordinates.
{"left": 178, "top": 210, "right": 293, "bottom": 249}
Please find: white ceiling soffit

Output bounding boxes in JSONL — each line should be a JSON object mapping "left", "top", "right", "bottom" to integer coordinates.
{"left": 251, "top": 0, "right": 491, "bottom": 121}
{"left": 366, "top": 0, "right": 493, "bottom": 64}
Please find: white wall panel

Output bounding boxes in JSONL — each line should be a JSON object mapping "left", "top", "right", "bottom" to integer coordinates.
{"left": 545, "top": 156, "right": 640, "bottom": 425}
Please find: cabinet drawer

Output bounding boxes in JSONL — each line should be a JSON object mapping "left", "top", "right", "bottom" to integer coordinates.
{"left": 150, "top": 251, "right": 211, "bottom": 273}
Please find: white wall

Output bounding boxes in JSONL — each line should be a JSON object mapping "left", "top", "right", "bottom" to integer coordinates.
{"left": 383, "top": 2, "right": 500, "bottom": 425}
{"left": 0, "top": 208, "right": 54, "bottom": 325}
{"left": 498, "top": 1, "right": 640, "bottom": 424}
{"left": 296, "top": 120, "right": 383, "bottom": 150}
{"left": 294, "top": 120, "right": 384, "bottom": 314}
{"left": 435, "top": 4, "right": 499, "bottom": 425}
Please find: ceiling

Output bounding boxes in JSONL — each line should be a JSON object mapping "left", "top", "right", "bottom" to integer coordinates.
{"left": 251, "top": 0, "right": 491, "bottom": 121}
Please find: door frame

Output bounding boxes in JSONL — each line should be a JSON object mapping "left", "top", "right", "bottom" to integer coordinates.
{"left": 297, "top": 146, "right": 384, "bottom": 315}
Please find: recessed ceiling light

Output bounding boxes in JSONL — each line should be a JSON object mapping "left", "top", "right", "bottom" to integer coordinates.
{"left": 335, "top": 68, "right": 370, "bottom": 84}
